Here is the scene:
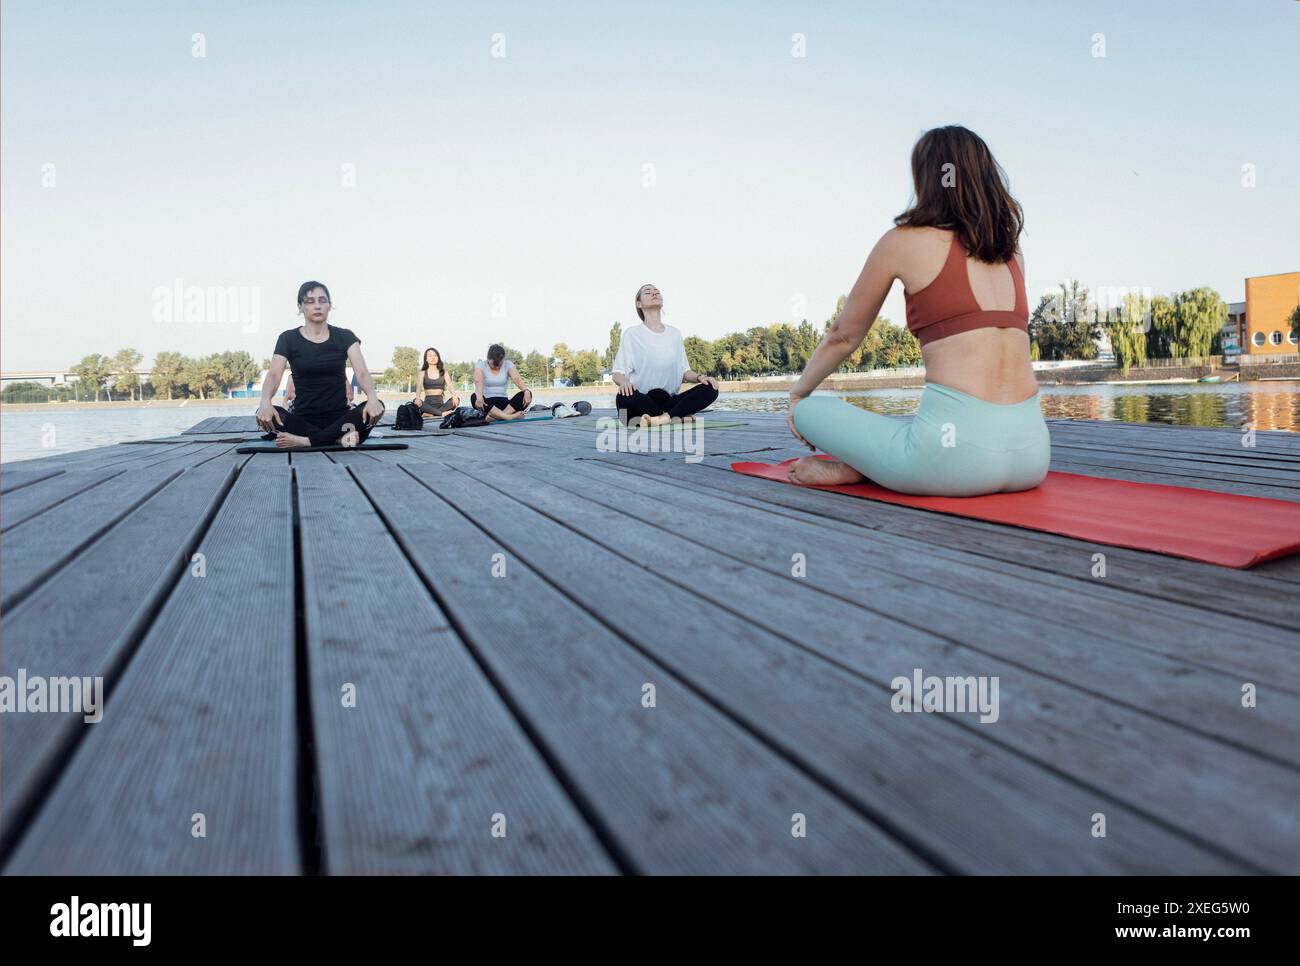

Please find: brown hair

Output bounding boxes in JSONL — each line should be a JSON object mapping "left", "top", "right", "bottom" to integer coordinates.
{"left": 486, "top": 343, "right": 505, "bottom": 365}
{"left": 634, "top": 283, "right": 656, "bottom": 321}
{"left": 893, "top": 126, "right": 1023, "bottom": 263}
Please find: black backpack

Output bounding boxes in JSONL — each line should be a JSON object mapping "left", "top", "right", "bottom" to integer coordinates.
{"left": 440, "top": 406, "right": 489, "bottom": 429}
{"left": 394, "top": 401, "right": 423, "bottom": 431}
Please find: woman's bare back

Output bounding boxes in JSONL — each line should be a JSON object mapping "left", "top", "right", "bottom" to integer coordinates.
{"left": 894, "top": 226, "right": 1039, "bottom": 404}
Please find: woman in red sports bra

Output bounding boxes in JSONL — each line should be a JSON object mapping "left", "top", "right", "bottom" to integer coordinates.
{"left": 786, "top": 125, "right": 1050, "bottom": 496}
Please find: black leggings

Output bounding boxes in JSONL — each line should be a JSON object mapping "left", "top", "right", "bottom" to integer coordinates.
{"left": 268, "top": 402, "right": 381, "bottom": 447}
{"left": 421, "top": 395, "right": 457, "bottom": 417}
{"left": 616, "top": 384, "right": 718, "bottom": 421}
{"left": 472, "top": 390, "right": 531, "bottom": 414}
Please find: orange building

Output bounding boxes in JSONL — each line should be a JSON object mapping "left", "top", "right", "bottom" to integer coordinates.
{"left": 1239, "top": 271, "right": 1300, "bottom": 354}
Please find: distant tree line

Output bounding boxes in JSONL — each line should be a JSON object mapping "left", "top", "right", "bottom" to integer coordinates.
{"left": 377, "top": 298, "right": 922, "bottom": 390}
{"left": 1031, "top": 282, "right": 1231, "bottom": 372}
{"left": 20, "top": 286, "right": 1251, "bottom": 406}
{"left": 36, "top": 349, "right": 267, "bottom": 402}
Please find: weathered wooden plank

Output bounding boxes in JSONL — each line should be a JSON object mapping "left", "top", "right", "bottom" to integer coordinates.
{"left": 0, "top": 464, "right": 238, "bottom": 858}
{"left": 436, "top": 462, "right": 1281, "bottom": 871}
{"left": 296, "top": 463, "right": 615, "bottom": 874}
{"left": 638, "top": 452, "right": 1300, "bottom": 630}
{"left": 13, "top": 441, "right": 171, "bottom": 472}
{"left": 542, "top": 419, "right": 789, "bottom": 457}
{"left": 349, "top": 463, "right": 927, "bottom": 874}
{"left": 0, "top": 465, "right": 182, "bottom": 611}
{"left": 0, "top": 468, "right": 125, "bottom": 532}
{"left": 553, "top": 458, "right": 1300, "bottom": 763}
{"left": 322, "top": 449, "right": 383, "bottom": 464}
{"left": 181, "top": 416, "right": 226, "bottom": 434}
{"left": 1046, "top": 448, "right": 1300, "bottom": 491}
{"left": 0, "top": 466, "right": 64, "bottom": 493}
{"left": 1047, "top": 431, "right": 1300, "bottom": 467}
{"left": 129, "top": 442, "right": 233, "bottom": 471}
{"left": 1047, "top": 419, "right": 1300, "bottom": 457}
{"left": 4, "top": 412, "right": 1295, "bottom": 875}
{"left": 359, "top": 446, "right": 431, "bottom": 464}
{"left": 194, "top": 447, "right": 255, "bottom": 469}
{"left": 5, "top": 463, "right": 299, "bottom": 873}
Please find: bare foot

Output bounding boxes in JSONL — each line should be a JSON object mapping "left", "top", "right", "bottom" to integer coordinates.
{"left": 337, "top": 424, "right": 360, "bottom": 448}
{"left": 640, "top": 413, "right": 672, "bottom": 428}
{"left": 275, "top": 432, "right": 312, "bottom": 449}
{"left": 788, "top": 456, "right": 865, "bottom": 486}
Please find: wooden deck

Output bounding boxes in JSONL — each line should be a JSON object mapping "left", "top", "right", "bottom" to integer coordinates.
{"left": 2, "top": 409, "right": 1297, "bottom": 874}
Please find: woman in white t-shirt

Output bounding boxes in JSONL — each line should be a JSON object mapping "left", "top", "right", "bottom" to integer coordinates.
{"left": 611, "top": 283, "right": 719, "bottom": 427}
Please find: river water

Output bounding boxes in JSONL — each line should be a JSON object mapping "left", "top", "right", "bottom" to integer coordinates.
{"left": 3, "top": 381, "right": 1298, "bottom": 463}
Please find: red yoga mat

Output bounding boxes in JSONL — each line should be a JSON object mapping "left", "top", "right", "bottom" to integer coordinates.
{"left": 730, "top": 457, "right": 1300, "bottom": 568}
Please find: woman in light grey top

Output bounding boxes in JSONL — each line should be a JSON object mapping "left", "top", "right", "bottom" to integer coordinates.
{"left": 472, "top": 343, "right": 533, "bottom": 420}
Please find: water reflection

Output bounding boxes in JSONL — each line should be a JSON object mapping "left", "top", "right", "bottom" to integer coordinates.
{"left": 707, "top": 382, "right": 1300, "bottom": 432}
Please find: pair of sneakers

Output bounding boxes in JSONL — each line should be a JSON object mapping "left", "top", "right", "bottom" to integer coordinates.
{"left": 550, "top": 401, "right": 591, "bottom": 419}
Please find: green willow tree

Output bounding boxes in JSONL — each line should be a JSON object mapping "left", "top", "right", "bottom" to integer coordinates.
{"left": 1106, "top": 293, "right": 1149, "bottom": 374}
{"left": 1145, "top": 295, "right": 1178, "bottom": 358}
{"left": 1168, "top": 288, "right": 1226, "bottom": 358}
{"left": 1144, "top": 289, "right": 1226, "bottom": 359}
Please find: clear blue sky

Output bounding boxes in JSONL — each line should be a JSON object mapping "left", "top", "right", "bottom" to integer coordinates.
{"left": 2, "top": 0, "right": 1297, "bottom": 372}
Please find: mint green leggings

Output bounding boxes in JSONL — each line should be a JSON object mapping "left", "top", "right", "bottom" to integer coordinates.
{"left": 792, "top": 383, "right": 1051, "bottom": 496}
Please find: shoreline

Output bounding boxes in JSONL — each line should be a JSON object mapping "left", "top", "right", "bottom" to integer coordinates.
{"left": 5, "top": 372, "right": 1299, "bottom": 414}
{"left": 0, "top": 387, "right": 614, "bottom": 414}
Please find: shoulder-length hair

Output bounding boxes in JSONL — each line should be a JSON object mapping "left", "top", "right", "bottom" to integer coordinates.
{"left": 893, "top": 126, "right": 1023, "bottom": 263}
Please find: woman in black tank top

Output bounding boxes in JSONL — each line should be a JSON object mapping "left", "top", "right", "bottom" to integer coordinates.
{"left": 415, "top": 347, "right": 459, "bottom": 417}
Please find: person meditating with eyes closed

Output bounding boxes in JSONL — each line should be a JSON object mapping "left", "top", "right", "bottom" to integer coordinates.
{"left": 612, "top": 283, "right": 719, "bottom": 427}
{"left": 414, "top": 346, "right": 460, "bottom": 420}
{"left": 255, "top": 281, "right": 385, "bottom": 448}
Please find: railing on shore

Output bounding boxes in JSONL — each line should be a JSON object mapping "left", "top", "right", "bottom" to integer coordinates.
{"left": 1127, "top": 356, "right": 1223, "bottom": 369}
{"left": 1237, "top": 352, "right": 1300, "bottom": 365}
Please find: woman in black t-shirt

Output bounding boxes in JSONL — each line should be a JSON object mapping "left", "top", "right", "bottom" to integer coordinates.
{"left": 255, "top": 281, "right": 385, "bottom": 447}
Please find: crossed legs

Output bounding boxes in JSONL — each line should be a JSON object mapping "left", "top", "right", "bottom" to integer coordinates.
{"left": 472, "top": 389, "right": 533, "bottom": 421}
{"left": 616, "top": 384, "right": 718, "bottom": 427}
{"left": 269, "top": 401, "right": 384, "bottom": 448}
